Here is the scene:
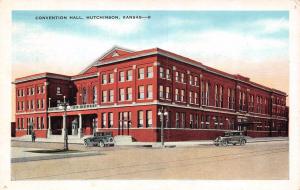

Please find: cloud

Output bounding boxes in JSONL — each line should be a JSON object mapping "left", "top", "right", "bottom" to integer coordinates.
{"left": 253, "top": 18, "right": 288, "bottom": 34}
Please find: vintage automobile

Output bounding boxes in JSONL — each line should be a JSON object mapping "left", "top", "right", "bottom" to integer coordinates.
{"left": 213, "top": 131, "right": 247, "bottom": 146}
{"left": 83, "top": 132, "right": 115, "bottom": 147}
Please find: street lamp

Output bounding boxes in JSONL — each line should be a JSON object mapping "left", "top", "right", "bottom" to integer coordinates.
{"left": 48, "top": 97, "right": 51, "bottom": 108}
{"left": 59, "top": 95, "right": 71, "bottom": 151}
{"left": 158, "top": 106, "right": 168, "bottom": 147}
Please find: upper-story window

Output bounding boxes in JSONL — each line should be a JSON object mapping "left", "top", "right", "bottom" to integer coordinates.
{"left": 189, "top": 91, "right": 193, "bottom": 103}
{"left": 166, "top": 86, "right": 170, "bottom": 99}
{"left": 82, "top": 87, "right": 87, "bottom": 104}
{"left": 109, "top": 73, "right": 114, "bottom": 83}
{"left": 195, "top": 92, "right": 198, "bottom": 104}
{"left": 159, "top": 67, "right": 164, "bottom": 78}
{"left": 102, "top": 91, "right": 107, "bottom": 103}
{"left": 159, "top": 85, "right": 164, "bottom": 99}
{"left": 147, "top": 85, "right": 153, "bottom": 99}
{"left": 175, "top": 88, "right": 179, "bottom": 101}
{"left": 138, "top": 86, "right": 144, "bottom": 99}
{"left": 119, "top": 71, "right": 125, "bottom": 82}
{"left": 138, "top": 68, "right": 144, "bottom": 79}
{"left": 102, "top": 74, "right": 107, "bottom": 84}
{"left": 175, "top": 72, "right": 179, "bottom": 81}
{"left": 93, "top": 86, "right": 97, "bottom": 104}
{"left": 166, "top": 69, "right": 171, "bottom": 80}
{"left": 56, "top": 87, "right": 61, "bottom": 95}
{"left": 127, "top": 70, "right": 132, "bottom": 81}
{"left": 127, "top": 88, "right": 132, "bottom": 100}
{"left": 119, "top": 88, "right": 125, "bottom": 101}
{"left": 109, "top": 90, "right": 114, "bottom": 102}
{"left": 181, "top": 73, "right": 185, "bottom": 83}
{"left": 181, "top": 89, "right": 185, "bottom": 102}
{"left": 147, "top": 67, "right": 153, "bottom": 78}
{"left": 189, "top": 75, "right": 193, "bottom": 85}
{"left": 194, "top": 76, "right": 198, "bottom": 86}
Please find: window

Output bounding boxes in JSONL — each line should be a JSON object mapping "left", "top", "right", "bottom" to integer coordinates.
{"left": 181, "top": 89, "right": 185, "bottom": 102}
{"left": 181, "top": 73, "right": 185, "bottom": 83}
{"left": 176, "top": 112, "right": 179, "bottom": 128}
{"left": 205, "top": 115, "right": 210, "bottom": 128}
{"left": 189, "top": 91, "right": 192, "bottom": 104}
{"left": 119, "top": 71, "right": 125, "bottom": 82}
{"left": 31, "top": 87, "right": 35, "bottom": 95}
{"left": 175, "top": 88, "right": 179, "bottom": 101}
{"left": 205, "top": 82, "right": 210, "bottom": 105}
{"left": 215, "top": 84, "right": 219, "bottom": 107}
{"left": 138, "top": 68, "right": 144, "bottom": 79}
{"left": 166, "top": 69, "right": 171, "bottom": 80}
{"left": 37, "top": 86, "right": 41, "bottom": 94}
{"left": 147, "top": 67, "right": 153, "bottom": 78}
{"left": 195, "top": 114, "right": 199, "bottom": 128}
{"left": 159, "top": 67, "right": 164, "bottom": 78}
{"left": 41, "top": 99, "right": 44, "bottom": 109}
{"left": 175, "top": 72, "right": 179, "bottom": 81}
{"left": 109, "top": 73, "right": 114, "bottom": 83}
{"left": 119, "top": 88, "right": 125, "bottom": 101}
{"left": 102, "top": 74, "right": 107, "bottom": 84}
{"left": 127, "top": 70, "right": 132, "bottom": 81}
{"left": 37, "top": 99, "right": 40, "bottom": 109}
{"left": 101, "top": 113, "right": 106, "bottom": 128}
{"left": 108, "top": 113, "right": 113, "bottom": 128}
{"left": 42, "top": 86, "right": 45, "bottom": 94}
{"left": 93, "top": 86, "right": 97, "bottom": 104}
{"left": 82, "top": 88, "right": 87, "bottom": 104}
{"left": 138, "top": 111, "right": 143, "bottom": 128}
{"left": 147, "top": 85, "right": 153, "bottom": 99}
{"left": 194, "top": 76, "right": 198, "bottom": 86}
{"left": 219, "top": 85, "right": 223, "bottom": 108}
{"left": 56, "top": 87, "right": 61, "bottom": 95}
{"left": 146, "top": 110, "right": 152, "bottom": 128}
{"left": 194, "top": 92, "right": 198, "bottom": 104}
{"left": 138, "top": 86, "right": 144, "bottom": 99}
{"left": 181, "top": 113, "right": 186, "bottom": 128}
{"left": 102, "top": 91, "right": 107, "bottom": 102}
{"left": 166, "top": 87, "right": 170, "bottom": 99}
{"left": 127, "top": 88, "right": 132, "bottom": 100}
{"left": 190, "top": 114, "right": 193, "bottom": 128}
{"left": 189, "top": 75, "right": 193, "bottom": 85}
{"left": 159, "top": 85, "right": 164, "bottom": 99}
{"left": 109, "top": 90, "right": 114, "bottom": 102}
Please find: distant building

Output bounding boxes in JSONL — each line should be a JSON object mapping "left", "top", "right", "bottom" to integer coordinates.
{"left": 13, "top": 47, "right": 288, "bottom": 141}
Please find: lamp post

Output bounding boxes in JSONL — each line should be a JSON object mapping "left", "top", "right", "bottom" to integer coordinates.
{"left": 48, "top": 98, "right": 51, "bottom": 108}
{"left": 158, "top": 106, "right": 168, "bottom": 147}
{"left": 59, "top": 96, "right": 70, "bottom": 151}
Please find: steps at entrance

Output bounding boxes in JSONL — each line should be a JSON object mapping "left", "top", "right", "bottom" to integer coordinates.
{"left": 114, "top": 135, "right": 133, "bottom": 145}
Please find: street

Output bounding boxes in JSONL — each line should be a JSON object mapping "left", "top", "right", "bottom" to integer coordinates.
{"left": 11, "top": 141, "right": 288, "bottom": 180}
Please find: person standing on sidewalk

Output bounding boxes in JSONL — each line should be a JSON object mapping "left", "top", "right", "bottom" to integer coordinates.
{"left": 31, "top": 131, "right": 36, "bottom": 142}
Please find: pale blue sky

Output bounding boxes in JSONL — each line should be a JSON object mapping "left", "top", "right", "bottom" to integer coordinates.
{"left": 12, "top": 11, "right": 289, "bottom": 94}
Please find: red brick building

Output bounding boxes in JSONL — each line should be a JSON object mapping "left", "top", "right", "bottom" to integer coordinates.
{"left": 13, "top": 47, "right": 288, "bottom": 142}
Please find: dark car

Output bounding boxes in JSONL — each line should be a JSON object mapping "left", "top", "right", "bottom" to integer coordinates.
{"left": 83, "top": 132, "right": 114, "bottom": 147}
{"left": 213, "top": 131, "right": 247, "bottom": 146}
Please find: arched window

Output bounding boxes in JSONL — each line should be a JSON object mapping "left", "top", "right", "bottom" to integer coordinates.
{"left": 82, "top": 87, "right": 87, "bottom": 104}
{"left": 93, "top": 86, "right": 97, "bottom": 104}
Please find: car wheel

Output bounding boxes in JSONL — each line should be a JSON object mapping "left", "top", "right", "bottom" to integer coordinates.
{"left": 240, "top": 139, "right": 246, "bottom": 146}
{"left": 84, "top": 139, "right": 88, "bottom": 147}
{"left": 222, "top": 140, "right": 228, "bottom": 146}
{"left": 233, "top": 143, "right": 236, "bottom": 146}
{"left": 98, "top": 141, "right": 105, "bottom": 147}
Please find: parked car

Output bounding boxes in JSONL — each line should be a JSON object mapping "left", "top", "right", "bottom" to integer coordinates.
{"left": 213, "top": 131, "right": 247, "bottom": 146}
{"left": 83, "top": 132, "right": 114, "bottom": 147}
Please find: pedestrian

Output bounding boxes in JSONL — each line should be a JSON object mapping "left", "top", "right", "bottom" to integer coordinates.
{"left": 31, "top": 131, "right": 36, "bottom": 142}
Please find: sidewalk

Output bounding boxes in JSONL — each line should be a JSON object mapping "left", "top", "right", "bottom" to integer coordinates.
{"left": 11, "top": 136, "right": 288, "bottom": 147}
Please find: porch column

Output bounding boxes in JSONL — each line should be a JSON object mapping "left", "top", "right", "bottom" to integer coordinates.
{"left": 62, "top": 114, "right": 66, "bottom": 137}
{"left": 78, "top": 114, "right": 83, "bottom": 138}
{"left": 47, "top": 116, "right": 52, "bottom": 138}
